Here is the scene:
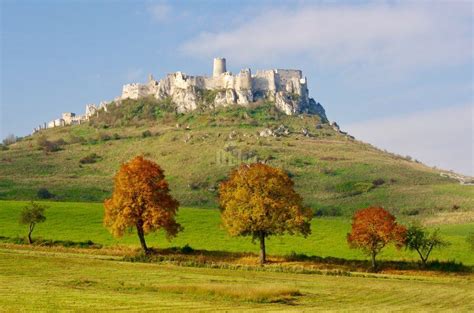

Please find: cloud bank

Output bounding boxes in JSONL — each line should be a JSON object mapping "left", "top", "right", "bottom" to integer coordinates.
{"left": 346, "top": 104, "right": 473, "bottom": 176}
{"left": 181, "top": 2, "right": 472, "bottom": 74}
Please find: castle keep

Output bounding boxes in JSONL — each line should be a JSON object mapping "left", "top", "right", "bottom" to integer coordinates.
{"left": 37, "top": 58, "right": 326, "bottom": 132}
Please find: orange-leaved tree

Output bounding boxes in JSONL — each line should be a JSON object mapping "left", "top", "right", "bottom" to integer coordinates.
{"left": 219, "top": 163, "right": 312, "bottom": 265}
{"left": 347, "top": 206, "right": 406, "bottom": 270}
{"left": 104, "top": 156, "right": 181, "bottom": 253}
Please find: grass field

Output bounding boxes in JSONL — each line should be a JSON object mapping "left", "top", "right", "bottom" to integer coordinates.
{"left": 0, "top": 248, "right": 472, "bottom": 311}
{"left": 1, "top": 103, "right": 472, "bottom": 213}
{"left": 1, "top": 200, "right": 472, "bottom": 265}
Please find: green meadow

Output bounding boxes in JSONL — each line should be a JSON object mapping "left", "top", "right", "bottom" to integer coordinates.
{"left": 1, "top": 200, "right": 472, "bottom": 265}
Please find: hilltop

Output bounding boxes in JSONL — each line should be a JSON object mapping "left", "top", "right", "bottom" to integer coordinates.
{"left": 1, "top": 97, "right": 472, "bottom": 216}
{"left": 34, "top": 57, "right": 326, "bottom": 131}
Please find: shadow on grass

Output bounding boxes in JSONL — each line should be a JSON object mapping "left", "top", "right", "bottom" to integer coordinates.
{"left": 0, "top": 236, "right": 470, "bottom": 275}
{"left": 0, "top": 235, "right": 102, "bottom": 249}
{"left": 124, "top": 245, "right": 472, "bottom": 275}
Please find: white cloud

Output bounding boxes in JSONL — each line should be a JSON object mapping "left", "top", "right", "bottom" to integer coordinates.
{"left": 345, "top": 104, "right": 473, "bottom": 176}
{"left": 148, "top": 3, "right": 172, "bottom": 22}
{"left": 180, "top": 2, "right": 472, "bottom": 74}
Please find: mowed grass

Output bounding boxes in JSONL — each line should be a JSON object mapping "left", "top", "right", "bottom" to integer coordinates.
{"left": 1, "top": 200, "right": 473, "bottom": 265}
{"left": 0, "top": 248, "right": 472, "bottom": 311}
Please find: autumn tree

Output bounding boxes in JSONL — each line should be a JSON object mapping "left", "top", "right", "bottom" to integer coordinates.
{"left": 104, "top": 156, "right": 181, "bottom": 253}
{"left": 219, "top": 163, "right": 312, "bottom": 265}
{"left": 347, "top": 207, "right": 406, "bottom": 270}
{"left": 405, "top": 224, "right": 449, "bottom": 267}
{"left": 19, "top": 201, "right": 47, "bottom": 244}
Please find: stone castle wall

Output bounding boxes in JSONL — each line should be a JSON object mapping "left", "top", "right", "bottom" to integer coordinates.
{"left": 37, "top": 58, "right": 326, "bottom": 133}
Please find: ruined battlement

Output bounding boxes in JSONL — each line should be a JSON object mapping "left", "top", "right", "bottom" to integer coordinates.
{"left": 37, "top": 58, "right": 326, "bottom": 133}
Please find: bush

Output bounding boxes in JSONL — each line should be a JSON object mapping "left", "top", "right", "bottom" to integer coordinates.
{"left": 335, "top": 181, "right": 374, "bottom": 196}
{"left": 372, "top": 178, "right": 385, "bottom": 186}
{"left": 180, "top": 244, "right": 195, "bottom": 254}
{"left": 68, "top": 135, "right": 85, "bottom": 144}
{"left": 314, "top": 207, "right": 343, "bottom": 217}
{"left": 98, "top": 133, "right": 111, "bottom": 141}
{"left": 142, "top": 130, "right": 152, "bottom": 138}
{"left": 2, "top": 134, "right": 17, "bottom": 146}
{"left": 112, "top": 133, "right": 121, "bottom": 140}
{"left": 37, "top": 188, "right": 54, "bottom": 199}
{"left": 36, "top": 136, "right": 64, "bottom": 153}
{"left": 401, "top": 208, "right": 420, "bottom": 216}
{"left": 79, "top": 153, "right": 101, "bottom": 164}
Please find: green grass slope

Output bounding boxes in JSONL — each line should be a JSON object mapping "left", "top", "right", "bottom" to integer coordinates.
{"left": 1, "top": 100, "right": 472, "bottom": 215}
{"left": 1, "top": 249, "right": 473, "bottom": 311}
{"left": 1, "top": 201, "right": 472, "bottom": 265}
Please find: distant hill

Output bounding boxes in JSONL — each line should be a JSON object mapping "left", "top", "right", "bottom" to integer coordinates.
{"left": 1, "top": 98, "right": 472, "bottom": 216}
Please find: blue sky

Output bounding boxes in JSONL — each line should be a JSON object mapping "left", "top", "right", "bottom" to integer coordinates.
{"left": 1, "top": 0, "right": 472, "bottom": 175}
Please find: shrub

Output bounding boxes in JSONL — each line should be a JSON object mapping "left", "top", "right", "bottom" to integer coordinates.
{"left": 142, "top": 130, "right": 152, "bottom": 138}
{"left": 314, "top": 207, "right": 343, "bottom": 217}
{"left": 98, "top": 133, "right": 111, "bottom": 141}
{"left": 37, "top": 188, "right": 54, "bottom": 199}
{"left": 79, "top": 153, "right": 101, "bottom": 164}
{"left": 37, "top": 136, "right": 64, "bottom": 153}
{"left": 335, "top": 181, "right": 374, "bottom": 196}
{"left": 2, "top": 134, "right": 17, "bottom": 146}
{"left": 372, "top": 178, "right": 385, "bottom": 186}
{"left": 401, "top": 208, "right": 420, "bottom": 216}
{"left": 180, "top": 244, "right": 195, "bottom": 254}
{"left": 68, "top": 135, "right": 85, "bottom": 144}
{"left": 112, "top": 133, "right": 121, "bottom": 140}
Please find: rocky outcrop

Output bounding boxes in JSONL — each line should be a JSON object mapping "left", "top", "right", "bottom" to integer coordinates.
{"left": 39, "top": 58, "right": 329, "bottom": 133}
{"left": 120, "top": 58, "right": 328, "bottom": 120}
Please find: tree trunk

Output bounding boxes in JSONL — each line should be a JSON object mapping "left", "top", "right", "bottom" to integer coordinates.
{"left": 418, "top": 250, "right": 427, "bottom": 268}
{"left": 27, "top": 223, "right": 35, "bottom": 244}
{"left": 371, "top": 250, "right": 377, "bottom": 271}
{"left": 259, "top": 232, "right": 266, "bottom": 265}
{"left": 136, "top": 222, "right": 148, "bottom": 253}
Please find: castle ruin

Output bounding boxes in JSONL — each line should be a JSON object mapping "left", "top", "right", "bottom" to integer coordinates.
{"left": 36, "top": 58, "right": 326, "bottom": 132}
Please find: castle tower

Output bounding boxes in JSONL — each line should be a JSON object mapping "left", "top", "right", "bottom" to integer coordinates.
{"left": 213, "top": 57, "right": 226, "bottom": 77}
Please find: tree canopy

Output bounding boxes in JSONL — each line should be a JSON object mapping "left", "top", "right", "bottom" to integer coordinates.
{"left": 405, "top": 224, "right": 449, "bottom": 266}
{"left": 219, "top": 163, "right": 312, "bottom": 264}
{"left": 347, "top": 206, "right": 406, "bottom": 270}
{"left": 104, "top": 156, "right": 181, "bottom": 252}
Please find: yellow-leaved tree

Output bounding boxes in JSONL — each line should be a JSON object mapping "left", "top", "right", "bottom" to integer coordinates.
{"left": 219, "top": 163, "right": 312, "bottom": 264}
{"left": 104, "top": 156, "right": 182, "bottom": 253}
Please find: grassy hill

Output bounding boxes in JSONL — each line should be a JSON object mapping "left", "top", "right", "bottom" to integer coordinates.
{"left": 1, "top": 98, "right": 472, "bottom": 216}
